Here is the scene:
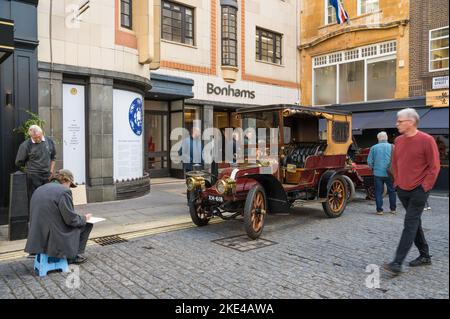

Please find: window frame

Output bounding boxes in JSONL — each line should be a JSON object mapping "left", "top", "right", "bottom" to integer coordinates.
{"left": 357, "top": 0, "right": 380, "bottom": 16}
{"left": 120, "top": 0, "right": 133, "bottom": 30}
{"left": 161, "top": 0, "right": 195, "bottom": 46}
{"left": 332, "top": 121, "right": 350, "bottom": 144}
{"left": 255, "top": 27, "right": 283, "bottom": 65}
{"left": 221, "top": 5, "right": 238, "bottom": 67}
{"left": 429, "top": 26, "right": 449, "bottom": 72}
{"left": 324, "top": 0, "right": 337, "bottom": 25}
{"left": 312, "top": 41, "right": 397, "bottom": 105}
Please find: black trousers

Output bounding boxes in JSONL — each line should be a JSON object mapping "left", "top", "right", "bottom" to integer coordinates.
{"left": 394, "top": 186, "right": 430, "bottom": 265}
{"left": 26, "top": 172, "right": 50, "bottom": 203}
{"left": 78, "top": 223, "right": 94, "bottom": 255}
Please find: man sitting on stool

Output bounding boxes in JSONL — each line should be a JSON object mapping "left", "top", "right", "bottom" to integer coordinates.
{"left": 25, "top": 169, "right": 93, "bottom": 265}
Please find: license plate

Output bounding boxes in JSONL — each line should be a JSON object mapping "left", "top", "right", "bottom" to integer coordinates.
{"left": 208, "top": 195, "right": 224, "bottom": 203}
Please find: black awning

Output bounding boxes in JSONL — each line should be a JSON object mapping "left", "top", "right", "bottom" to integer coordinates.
{"left": 419, "top": 107, "right": 449, "bottom": 135}
{"left": 147, "top": 73, "right": 194, "bottom": 101}
{"left": 0, "top": 18, "right": 14, "bottom": 63}
{"left": 363, "top": 108, "right": 431, "bottom": 130}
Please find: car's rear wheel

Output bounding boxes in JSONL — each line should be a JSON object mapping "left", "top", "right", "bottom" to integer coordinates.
{"left": 322, "top": 175, "right": 348, "bottom": 218}
{"left": 188, "top": 192, "right": 210, "bottom": 226}
{"left": 244, "top": 185, "right": 267, "bottom": 240}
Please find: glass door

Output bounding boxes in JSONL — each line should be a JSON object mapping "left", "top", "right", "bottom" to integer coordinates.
{"left": 145, "top": 111, "right": 169, "bottom": 178}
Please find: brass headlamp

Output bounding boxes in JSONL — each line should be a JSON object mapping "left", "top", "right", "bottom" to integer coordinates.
{"left": 186, "top": 176, "right": 206, "bottom": 191}
{"left": 215, "top": 178, "right": 236, "bottom": 195}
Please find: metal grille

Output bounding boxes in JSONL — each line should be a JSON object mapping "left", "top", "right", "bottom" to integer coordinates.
{"left": 92, "top": 235, "right": 128, "bottom": 246}
{"left": 212, "top": 235, "right": 277, "bottom": 252}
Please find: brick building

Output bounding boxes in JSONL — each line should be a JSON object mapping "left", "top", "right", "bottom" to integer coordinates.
{"left": 409, "top": 0, "right": 449, "bottom": 190}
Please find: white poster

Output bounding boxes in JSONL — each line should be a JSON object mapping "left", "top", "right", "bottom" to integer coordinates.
{"left": 63, "top": 84, "right": 86, "bottom": 184}
{"left": 113, "top": 89, "right": 144, "bottom": 182}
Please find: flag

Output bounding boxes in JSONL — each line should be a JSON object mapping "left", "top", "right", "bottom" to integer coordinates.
{"left": 330, "top": 0, "right": 349, "bottom": 24}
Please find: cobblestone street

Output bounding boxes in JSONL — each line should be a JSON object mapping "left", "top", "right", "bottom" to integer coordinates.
{"left": 0, "top": 194, "right": 448, "bottom": 299}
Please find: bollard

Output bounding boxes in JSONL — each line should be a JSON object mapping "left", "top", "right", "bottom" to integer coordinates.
{"left": 8, "top": 171, "right": 29, "bottom": 240}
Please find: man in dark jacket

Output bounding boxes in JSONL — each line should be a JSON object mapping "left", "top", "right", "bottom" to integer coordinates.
{"left": 15, "top": 125, "right": 56, "bottom": 204}
{"left": 24, "top": 169, "right": 93, "bottom": 264}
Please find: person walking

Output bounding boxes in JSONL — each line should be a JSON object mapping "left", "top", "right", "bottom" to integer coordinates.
{"left": 15, "top": 125, "right": 56, "bottom": 204}
{"left": 367, "top": 131, "right": 397, "bottom": 215}
{"left": 384, "top": 108, "right": 440, "bottom": 276}
{"left": 179, "top": 127, "right": 203, "bottom": 173}
{"left": 24, "top": 169, "right": 93, "bottom": 265}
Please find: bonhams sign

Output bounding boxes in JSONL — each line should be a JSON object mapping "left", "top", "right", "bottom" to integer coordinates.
{"left": 207, "top": 83, "right": 256, "bottom": 99}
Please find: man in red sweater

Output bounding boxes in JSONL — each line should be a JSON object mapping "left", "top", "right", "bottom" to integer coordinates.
{"left": 384, "top": 108, "right": 441, "bottom": 276}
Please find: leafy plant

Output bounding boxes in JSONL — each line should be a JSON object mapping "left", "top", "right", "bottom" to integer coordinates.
{"left": 13, "top": 110, "right": 46, "bottom": 139}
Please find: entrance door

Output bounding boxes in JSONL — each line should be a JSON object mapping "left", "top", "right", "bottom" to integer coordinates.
{"left": 145, "top": 111, "right": 169, "bottom": 178}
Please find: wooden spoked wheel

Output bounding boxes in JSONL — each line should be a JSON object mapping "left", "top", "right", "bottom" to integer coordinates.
{"left": 244, "top": 185, "right": 267, "bottom": 239}
{"left": 322, "top": 175, "right": 348, "bottom": 218}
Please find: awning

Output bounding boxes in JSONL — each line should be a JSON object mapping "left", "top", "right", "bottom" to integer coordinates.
{"left": 0, "top": 18, "right": 14, "bottom": 63}
{"left": 147, "top": 73, "right": 194, "bottom": 101}
{"left": 363, "top": 108, "right": 431, "bottom": 130}
{"left": 419, "top": 107, "right": 449, "bottom": 135}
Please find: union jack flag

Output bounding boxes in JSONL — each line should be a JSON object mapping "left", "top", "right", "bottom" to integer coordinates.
{"left": 330, "top": 0, "right": 349, "bottom": 24}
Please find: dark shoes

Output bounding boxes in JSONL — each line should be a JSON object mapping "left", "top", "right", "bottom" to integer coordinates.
{"left": 383, "top": 262, "right": 402, "bottom": 276}
{"left": 409, "top": 256, "right": 432, "bottom": 267}
{"left": 68, "top": 255, "right": 87, "bottom": 265}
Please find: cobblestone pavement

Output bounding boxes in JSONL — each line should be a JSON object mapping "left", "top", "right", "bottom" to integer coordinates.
{"left": 0, "top": 194, "right": 448, "bottom": 299}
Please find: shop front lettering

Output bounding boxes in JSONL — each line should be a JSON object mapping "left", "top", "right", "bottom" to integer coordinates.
{"left": 207, "top": 83, "right": 256, "bottom": 99}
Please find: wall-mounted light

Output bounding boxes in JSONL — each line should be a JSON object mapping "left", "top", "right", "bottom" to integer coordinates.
{"left": 5, "top": 91, "right": 12, "bottom": 107}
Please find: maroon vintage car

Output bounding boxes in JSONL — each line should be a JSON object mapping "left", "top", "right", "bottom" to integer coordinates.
{"left": 185, "top": 105, "right": 374, "bottom": 239}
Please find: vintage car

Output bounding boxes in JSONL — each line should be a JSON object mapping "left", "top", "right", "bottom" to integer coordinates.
{"left": 185, "top": 105, "right": 374, "bottom": 239}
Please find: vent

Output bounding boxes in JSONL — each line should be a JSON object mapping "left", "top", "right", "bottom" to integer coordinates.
{"left": 379, "top": 41, "right": 396, "bottom": 54}
{"left": 212, "top": 234, "right": 277, "bottom": 252}
{"left": 314, "top": 56, "right": 327, "bottom": 66}
{"left": 362, "top": 45, "right": 377, "bottom": 57}
{"left": 92, "top": 235, "right": 129, "bottom": 246}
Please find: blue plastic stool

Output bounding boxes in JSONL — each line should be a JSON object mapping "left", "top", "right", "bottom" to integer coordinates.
{"left": 34, "top": 253, "right": 69, "bottom": 277}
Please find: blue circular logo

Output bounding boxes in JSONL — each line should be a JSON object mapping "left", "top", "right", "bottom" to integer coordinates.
{"left": 129, "top": 98, "right": 143, "bottom": 136}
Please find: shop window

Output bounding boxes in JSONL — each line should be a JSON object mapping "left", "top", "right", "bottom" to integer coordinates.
{"left": 314, "top": 65, "right": 337, "bottom": 105}
{"left": 435, "top": 135, "right": 449, "bottom": 166}
{"left": 162, "top": 0, "right": 194, "bottom": 46}
{"left": 339, "top": 60, "right": 364, "bottom": 103}
{"left": 222, "top": 6, "right": 238, "bottom": 67}
{"left": 121, "top": 0, "right": 133, "bottom": 30}
{"left": 430, "top": 27, "right": 449, "bottom": 71}
{"left": 256, "top": 27, "right": 282, "bottom": 65}
{"left": 367, "top": 58, "right": 396, "bottom": 101}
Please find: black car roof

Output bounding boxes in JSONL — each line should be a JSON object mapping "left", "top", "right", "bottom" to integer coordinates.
{"left": 236, "top": 104, "right": 352, "bottom": 116}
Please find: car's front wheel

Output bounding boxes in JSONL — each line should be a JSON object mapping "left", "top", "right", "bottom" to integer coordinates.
{"left": 244, "top": 185, "right": 267, "bottom": 239}
{"left": 188, "top": 192, "right": 210, "bottom": 226}
{"left": 322, "top": 175, "right": 348, "bottom": 218}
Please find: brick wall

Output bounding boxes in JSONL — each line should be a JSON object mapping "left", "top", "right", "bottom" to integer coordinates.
{"left": 409, "top": 0, "right": 449, "bottom": 96}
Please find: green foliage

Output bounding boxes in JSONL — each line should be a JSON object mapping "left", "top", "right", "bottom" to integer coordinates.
{"left": 13, "top": 110, "right": 46, "bottom": 139}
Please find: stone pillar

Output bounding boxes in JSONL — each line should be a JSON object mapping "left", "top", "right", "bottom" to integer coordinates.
{"left": 38, "top": 71, "right": 63, "bottom": 171}
{"left": 87, "top": 76, "right": 115, "bottom": 202}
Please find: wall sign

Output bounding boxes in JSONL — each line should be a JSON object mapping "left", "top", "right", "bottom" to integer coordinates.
{"left": 63, "top": 84, "right": 86, "bottom": 184}
{"left": 113, "top": 90, "right": 144, "bottom": 181}
{"left": 432, "top": 76, "right": 449, "bottom": 90}
{"left": 207, "top": 83, "right": 256, "bottom": 99}
{"left": 426, "top": 89, "right": 449, "bottom": 108}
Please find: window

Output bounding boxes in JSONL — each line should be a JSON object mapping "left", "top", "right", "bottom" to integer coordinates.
{"left": 429, "top": 26, "right": 449, "bottom": 71}
{"left": 222, "top": 6, "right": 238, "bottom": 67}
{"left": 313, "top": 41, "right": 397, "bottom": 105}
{"left": 332, "top": 122, "right": 349, "bottom": 143}
{"left": 367, "top": 58, "right": 396, "bottom": 101}
{"left": 162, "top": 1, "right": 194, "bottom": 46}
{"left": 325, "top": 0, "right": 345, "bottom": 25}
{"left": 121, "top": 0, "right": 132, "bottom": 29}
{"left": 358, "top": 0, "right": 379, "bottom": 15}
{"left": 256, "top": 28, "right": 282, "bottom": 65}
{"left": 314, "top": 65, "right": 337, "bottom": 105}
{"left": 339, "top": 60, "right": 364, "bottom": 103}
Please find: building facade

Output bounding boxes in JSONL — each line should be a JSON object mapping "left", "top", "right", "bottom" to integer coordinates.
{"left": 0, "top": 0, "right": 39, "bottom": 226}
{"left": 36, "top": 0, "right": 160, "bottom": 202}
{"left": 409, "top": 0, "right": 449, "bottom": 190}
{"left": 146, "top": 0, "right": 300, "bottom": 178}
